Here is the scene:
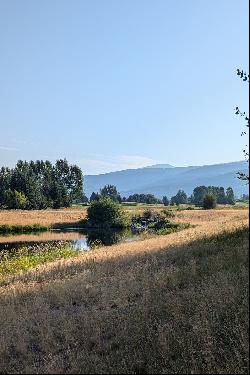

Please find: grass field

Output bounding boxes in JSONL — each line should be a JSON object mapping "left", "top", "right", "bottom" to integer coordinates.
{"left": 0, "top": 208, "right": 249, "bottom": 373}
{"left": 0, "top": 208, "right": 88, "bottom": 226}
{"left": 0, "top": 203, "right": 248, "bottom": 227}
{"left": 0, "top": 206, "right": 166, "bottom": 226}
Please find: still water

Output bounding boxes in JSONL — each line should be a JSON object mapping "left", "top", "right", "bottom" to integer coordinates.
{"left": 0, "top": 228, "right": 142, "bottom": 254}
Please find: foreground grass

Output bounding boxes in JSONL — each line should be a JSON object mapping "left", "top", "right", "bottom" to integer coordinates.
{"left": 0, "top": 214, "right": 248, "bottom": 374}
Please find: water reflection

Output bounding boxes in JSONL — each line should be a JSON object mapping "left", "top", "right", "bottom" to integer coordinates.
{"left": 0, "top": 228, "right": 139, "bottom": 254}
{"left": 85, "top": 228, "right": 133, "bottom": 248}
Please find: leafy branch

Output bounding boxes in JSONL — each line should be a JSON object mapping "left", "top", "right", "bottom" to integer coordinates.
{"left": 235, "top": 69, "right": 249, "bottom": 182}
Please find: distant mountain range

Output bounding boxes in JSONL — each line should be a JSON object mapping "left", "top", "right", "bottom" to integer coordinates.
{"left": 145, "top": 164, "right": 174, "bottom": 169}
{"left": 85, "top": 161, "right": 249, "bottom": 198}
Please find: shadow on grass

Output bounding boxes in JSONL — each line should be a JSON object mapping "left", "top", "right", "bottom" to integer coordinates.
{"left": 0, "top": 226, "right": 249, "bottom": 374}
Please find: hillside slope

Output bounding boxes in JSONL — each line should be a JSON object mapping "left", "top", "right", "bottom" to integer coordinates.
{"left": 85, "top": 161, "right": 248, "bottom": 198}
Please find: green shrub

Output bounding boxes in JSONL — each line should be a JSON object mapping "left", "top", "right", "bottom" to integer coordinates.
{"left": 87, "top": 198, "right": 129, "bottom": 228}
{"left": 203, "top": 194, "right": 217, "bottom": 209}
{"left": 162, "top": 209, "right": 176, "bottom": 218}
{"left": 155, "top": 222, "right": 192, "bottom": 235}
{"left": 121, "top": 202, "right": 138, "bottom": 206}
{"left": 0, "top": 224, "right": 48, "bottom": 234}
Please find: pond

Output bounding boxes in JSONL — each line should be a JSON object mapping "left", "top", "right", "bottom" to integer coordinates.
{"left": 0, "top": 227, "right": 144, "bottom": 255}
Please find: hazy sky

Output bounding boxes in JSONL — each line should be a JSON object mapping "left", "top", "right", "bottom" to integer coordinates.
{"left": 0, "top": 0, "right": 249, "bottom": 174}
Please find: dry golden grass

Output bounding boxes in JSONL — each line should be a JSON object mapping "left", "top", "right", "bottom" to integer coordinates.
{"left": 0, "top": 208, "right": 87, "bottom": 226}
{"left": 174, "top": 207, "right": 248, "bottom": 224}
{"left": 0, "top": 209, "right": 249, "bottom": 374}
{"left": 0, "top": 206, "right": 246, "bottom": 227}
{"left": 0, "top": 206, "right": 161, "bottom": 226}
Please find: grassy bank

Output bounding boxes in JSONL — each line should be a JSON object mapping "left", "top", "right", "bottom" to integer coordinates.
{"left": 0, "top": 245, "right": 78, "bottom": 282}
{"left": 0, "top": 224, "right": 49, "bottom": 234}
{"left": 0, "top": 210, "right": 248, "bottom": 374}
{"left": 153, "top": 221, "right": 193, "bottom": 235}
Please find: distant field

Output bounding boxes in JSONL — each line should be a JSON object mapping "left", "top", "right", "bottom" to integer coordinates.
{"left": 0, "top": 205, "right": 164, "bottom": 226}
{"left": 0, "top": 208, "right": 87, "bottom": 226}
{"left": 0, "top": 203, "right": 248, "bottom": 226}
{"left": 235, "top": 201, "right": 249, "bottom": 208}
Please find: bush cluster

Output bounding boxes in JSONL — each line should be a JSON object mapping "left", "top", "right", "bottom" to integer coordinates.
{"left": 87, "top": 198, "right": 129, "bottom": 228}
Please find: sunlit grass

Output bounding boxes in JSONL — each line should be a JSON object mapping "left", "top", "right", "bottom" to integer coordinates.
{"left": 0, "top": 204, "right": 247, "bottom": 228}
{"left": 0, "top": 245, "right": 78, "bottom": 281}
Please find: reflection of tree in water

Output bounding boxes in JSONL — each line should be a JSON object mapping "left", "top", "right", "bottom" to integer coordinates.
{"left": 85, "top": 228, "right": 131, "bottom": 248}
{"left": 1, "top": 228, "right": 139, "bottom": 256}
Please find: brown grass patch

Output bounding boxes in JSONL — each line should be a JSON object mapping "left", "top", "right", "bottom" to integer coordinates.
{"left": 0, "top": 208, "right": 87, "bottom": 226}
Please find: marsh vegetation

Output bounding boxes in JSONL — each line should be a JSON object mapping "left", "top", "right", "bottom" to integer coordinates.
{"left": 0, "top": 203, "right": 192, "bottom": 281}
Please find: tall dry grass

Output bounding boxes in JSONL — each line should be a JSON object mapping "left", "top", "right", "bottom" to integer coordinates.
{"left": 0, "top": 206, "right": 247, "bottom": 227}
{"left": 0, "top": 206, "right": 162, "bottom": 226}
{"left": 0, "top": 208, "right": 87, "bottom": 226}
{"left": 0, "top": 209, "right": 249, "bottom": 374}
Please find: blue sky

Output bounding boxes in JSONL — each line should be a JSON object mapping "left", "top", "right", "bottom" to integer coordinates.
{"left": 0, "top": 0, "right": 249, "bottom": 174}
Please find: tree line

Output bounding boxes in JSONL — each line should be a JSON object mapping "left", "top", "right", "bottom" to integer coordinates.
{"left": 88, "top": 184, "right": 236, "bottom": 207}
{"left": 0, "top": 160, "right": 238, "bottom": 210}
{"left": 89, "top": 187, "right": 162, "bottom": 205}
{"left": 163, "top": 186, "right": 235, "bottom": 207}
{"left": 0, "top": 159, "right": 83, "bottom": 209}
